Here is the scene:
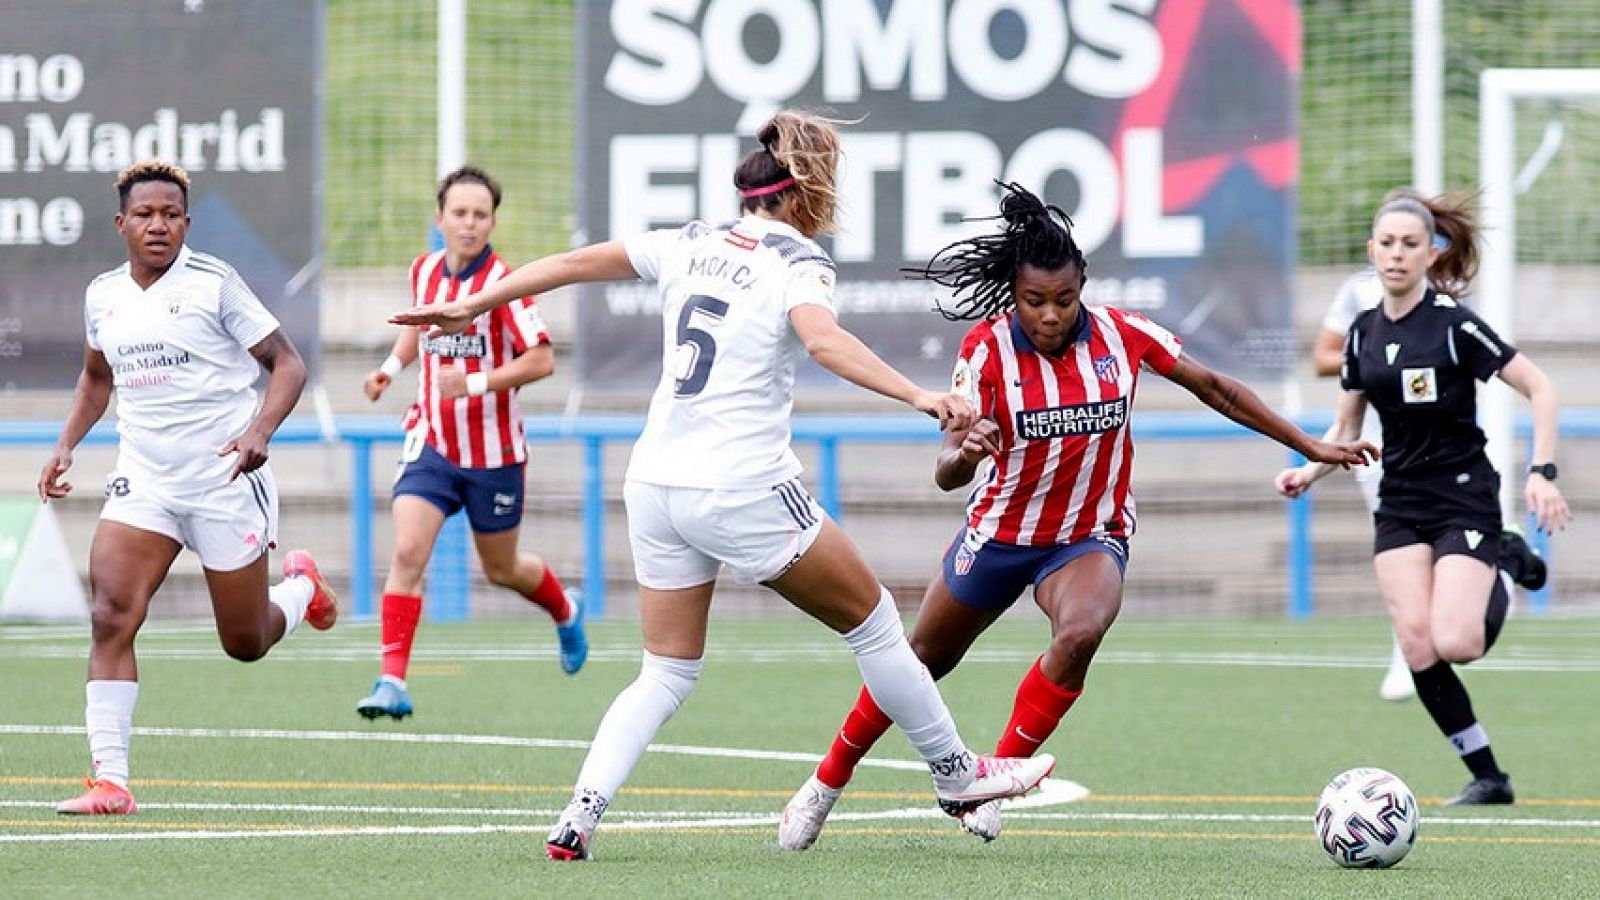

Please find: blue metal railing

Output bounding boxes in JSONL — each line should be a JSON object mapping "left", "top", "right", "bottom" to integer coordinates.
{"left": 6, "top": 410, "right": 1594, "bottom": 618}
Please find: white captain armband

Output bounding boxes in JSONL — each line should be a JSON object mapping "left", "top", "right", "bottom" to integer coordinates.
{"left": 466, "top": 372, "right": 490, "bottom": 397}
{"left": 379, "top": 354, "right": 404, "bottom": 378}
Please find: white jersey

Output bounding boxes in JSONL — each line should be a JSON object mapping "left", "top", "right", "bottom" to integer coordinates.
{"left": 1323, "top": 269, "right": 1383, "bottom": 449}
{"left": 1322, "top": 268, "right": 1383, "bottom": 336}
{"left": 622, "top": 215, "right": 836, "bottom": 489}
{"left": 84, "top": 245, "right": 281, "bottom": 497}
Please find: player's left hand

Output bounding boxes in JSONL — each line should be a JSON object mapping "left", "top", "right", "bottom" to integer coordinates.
{"left": 436, "top": 366, "right": 468, "bottom": 399}
{"left": 1274, "top": 466, "right": 1314, "bottom": 499}
{"left": 912, "top": 390, "right": 976, "bottom": 432}
{"left": 390, "top": 302, "right": 474, "bottom": 335}
{"left": 1305, "top": 439, "right": 1378, "bottom": 469}
{"left": 220, "top": 428, "right": 270, "bottom": 481}
{"left": 38, "top": 449, "right": 74, "bottom": 502}
{"left": 958, "top": 418, "right": 1002, "bottom": 462}
{"left": 1525, "top": 475, "right": 1571, "bottom": 533}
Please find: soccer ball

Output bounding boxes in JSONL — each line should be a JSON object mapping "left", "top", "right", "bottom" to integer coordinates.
{"left": 1314, "top": 767, "right": 1419, "bottom": 868}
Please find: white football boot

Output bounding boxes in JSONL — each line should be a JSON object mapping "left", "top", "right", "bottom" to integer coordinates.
{"left": 958, "top": 798, "right": 1003, "bottom": 842}
{"left": 933, "top": 752, "right": 1055, "bottom": 815}
{"left": 778, "top": 773, "right": 842, "bottom": 851}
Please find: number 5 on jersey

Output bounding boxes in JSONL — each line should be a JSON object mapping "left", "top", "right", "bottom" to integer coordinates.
{"left": 673, "top": 295, "right": 730, "bottom": 398}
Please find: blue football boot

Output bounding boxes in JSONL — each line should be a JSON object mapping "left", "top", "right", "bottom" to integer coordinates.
{"left": 556, "top": 591, "right": 588, "bottom": 676}
{"left": 356, "top": 677, "right": 414, "bottom": 720}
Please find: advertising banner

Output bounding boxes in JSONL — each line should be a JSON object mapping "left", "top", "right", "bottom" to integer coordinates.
{"left": 576, "top": 0, "right": 1298, "bottom": 389}
{"left": 0, "top": 0, "right": 320, "bottom": 390}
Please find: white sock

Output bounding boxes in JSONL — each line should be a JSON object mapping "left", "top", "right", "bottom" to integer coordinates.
{"left": 1449, "top": 722, "right": 1491, "bottom": 756}
{"left": 269, "top": 577, "right": 315, "bottom": 639}
{"left": 570, "top": 651, "right": 702, "bottom": 812}
{"left": 1388, "top": 634, "right": 1408, "bottom": 672}
{"left": 842, "top": 589, "right": 970, "bottom": 787}
{"left": 85, "top": 680, "right": 139, "bottom": 788}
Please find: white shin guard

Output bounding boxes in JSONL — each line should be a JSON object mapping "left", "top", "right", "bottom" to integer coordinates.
{"left": 842, "top": 589, "right": 967, "bottom": 766}
{"left": 571, "top": 651, "right": 703, "bottom": 809}
{"left": 85, "top": 680, "right": 139, "bottom": 787}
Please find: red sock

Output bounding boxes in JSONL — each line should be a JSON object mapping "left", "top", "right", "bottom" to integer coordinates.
{"left": 816, "top": 687, "right": 893, "bottom": 789}
{"left": 380, "top": 592, "right": 423, "bottom": 681}
{"left": 521, "top": 566, "right": 573, "bottom": 623}
{"left": 993, "top": 657, "right": 1081, "bottom": 758}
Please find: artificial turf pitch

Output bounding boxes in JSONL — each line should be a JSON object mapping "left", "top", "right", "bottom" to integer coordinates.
{"left": 2, "top": 615, "right": 1597, "bottom": 898}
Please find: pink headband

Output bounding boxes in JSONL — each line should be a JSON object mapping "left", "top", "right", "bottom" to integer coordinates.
{"left": 738, "top": 177, "right": 795, "bottom": 199}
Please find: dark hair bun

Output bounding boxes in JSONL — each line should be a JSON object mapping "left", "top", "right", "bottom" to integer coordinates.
{"left": 998, "top": 182, "right": 1048, "bottom": 227}
{"left": 757, "top": 122, "right": 780, "bottom": 150}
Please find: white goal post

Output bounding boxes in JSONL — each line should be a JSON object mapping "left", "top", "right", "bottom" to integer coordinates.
{"left": 1478, "top": 68, "right": 1600, "bottom": 519}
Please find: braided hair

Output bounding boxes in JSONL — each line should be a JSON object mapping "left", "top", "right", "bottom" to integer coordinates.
{"left": 909, "top": 182, "right": 1088, "bottom": 321}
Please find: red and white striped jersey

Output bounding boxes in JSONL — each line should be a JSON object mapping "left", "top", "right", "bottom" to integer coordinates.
{"left": 407, "top": 246, "right": 550, "bottom": 469}
{"left": 954, "top": 306, "right": 1182, "bottom": 546}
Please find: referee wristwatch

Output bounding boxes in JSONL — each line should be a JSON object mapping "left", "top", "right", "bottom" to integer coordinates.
{"left": 1528, "top": 462, "right": 1558, "bottom": 481}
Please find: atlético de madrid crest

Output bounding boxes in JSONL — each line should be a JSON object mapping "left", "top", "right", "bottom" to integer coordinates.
{"left": 1093, "top": 354, "right": 1120, "bottom": 385}
{"left": 953, "top": 542, "right": 975, "bottom": 576}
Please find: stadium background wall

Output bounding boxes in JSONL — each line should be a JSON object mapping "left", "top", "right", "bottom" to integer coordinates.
{"left": 2, "top": 0, "right": 1599, "bottom": 619}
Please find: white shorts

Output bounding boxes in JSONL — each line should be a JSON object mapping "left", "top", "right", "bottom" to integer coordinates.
{"left": 100, "top": 465, "right": 279, "bottom": 572}
{"left": 624, "top": 477, "right": 826, "bottom": 590}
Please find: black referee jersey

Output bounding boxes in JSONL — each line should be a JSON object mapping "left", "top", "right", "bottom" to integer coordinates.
{"left": 1341, "top": 289, "right": 1519, "bottom": 519}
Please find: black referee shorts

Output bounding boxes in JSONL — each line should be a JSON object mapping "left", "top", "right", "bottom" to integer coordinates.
{"left": 1373, "top": 512, "right": 1501, "bottom": 566}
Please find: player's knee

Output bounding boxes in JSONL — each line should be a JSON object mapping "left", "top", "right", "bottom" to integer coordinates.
{"left": 1049, "top": 621, "right": 1107, "bottom": 665}
{"left": 89, "top": 591, "right": 140, "bottom": 644}
{"left": 640, "top": 650, "right": 701, "bottom": 710}
{"left": 479, "top": 556, "right": 519, "bottom": 588}
{"left": 1391, "top": 613, "right": 1428, "bottom": 642}
{"left": 907, "top": 634, "right": 959, "bottom": 679}
{"left": 390, "top": 540, "right": 431, "bottom": 581}
{"left": 219, "top": 630, "right": 271, "bottom": 663}
{"left": 1433, "top": 627, "right": 1483, "bottom": 665}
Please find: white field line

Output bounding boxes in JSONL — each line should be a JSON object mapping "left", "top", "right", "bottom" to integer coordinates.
{"left": 0, "top": 800, "right": 749, "bottom": 819}
{"left": 19, "top": 617, "right": 1598, "bottom": 637}
{"left": 7, "top": 642, "right": 1600, "bottom": 671}
{"left": 0, "top": 773, "right": 1091, "bottom": 845}
{"left": 6, "top": 809, "right": 1599, "bottom": 845}
{"left": 0, "top": 725, "right": 1094, "bottom": 792}
{"left": 0, "top": 824, "right": 543, "bottom": 844}
{"left": 2, "top": 799, "right": 1594, "bottom": 831}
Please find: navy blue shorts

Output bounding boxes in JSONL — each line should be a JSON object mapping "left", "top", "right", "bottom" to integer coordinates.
{"left": 393, "top": 442, "right": 525, "bottom": 534}
{"left": 940, "top": 526, "right": 1129, "bottom": 612}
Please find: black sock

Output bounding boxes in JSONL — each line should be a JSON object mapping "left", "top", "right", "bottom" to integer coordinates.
{"left": 1412, "top": 661, "right": 1503, "bottom": 780}
{"left": 1484, "top": 570, "right": 1511, "bottom": 651}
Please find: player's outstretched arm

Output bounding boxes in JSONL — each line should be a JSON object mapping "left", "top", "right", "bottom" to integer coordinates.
{"left": 39, "top": 345, "right": 113, "bottom": 502}
{"left": 390, "top": 241, "right": 637, "bottom": 334}
{"left": 1164, "top": 354, "right": 1376, "bottom": 468}
{"left": 790, "top": 304, "right": 976, "bottom": 431}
